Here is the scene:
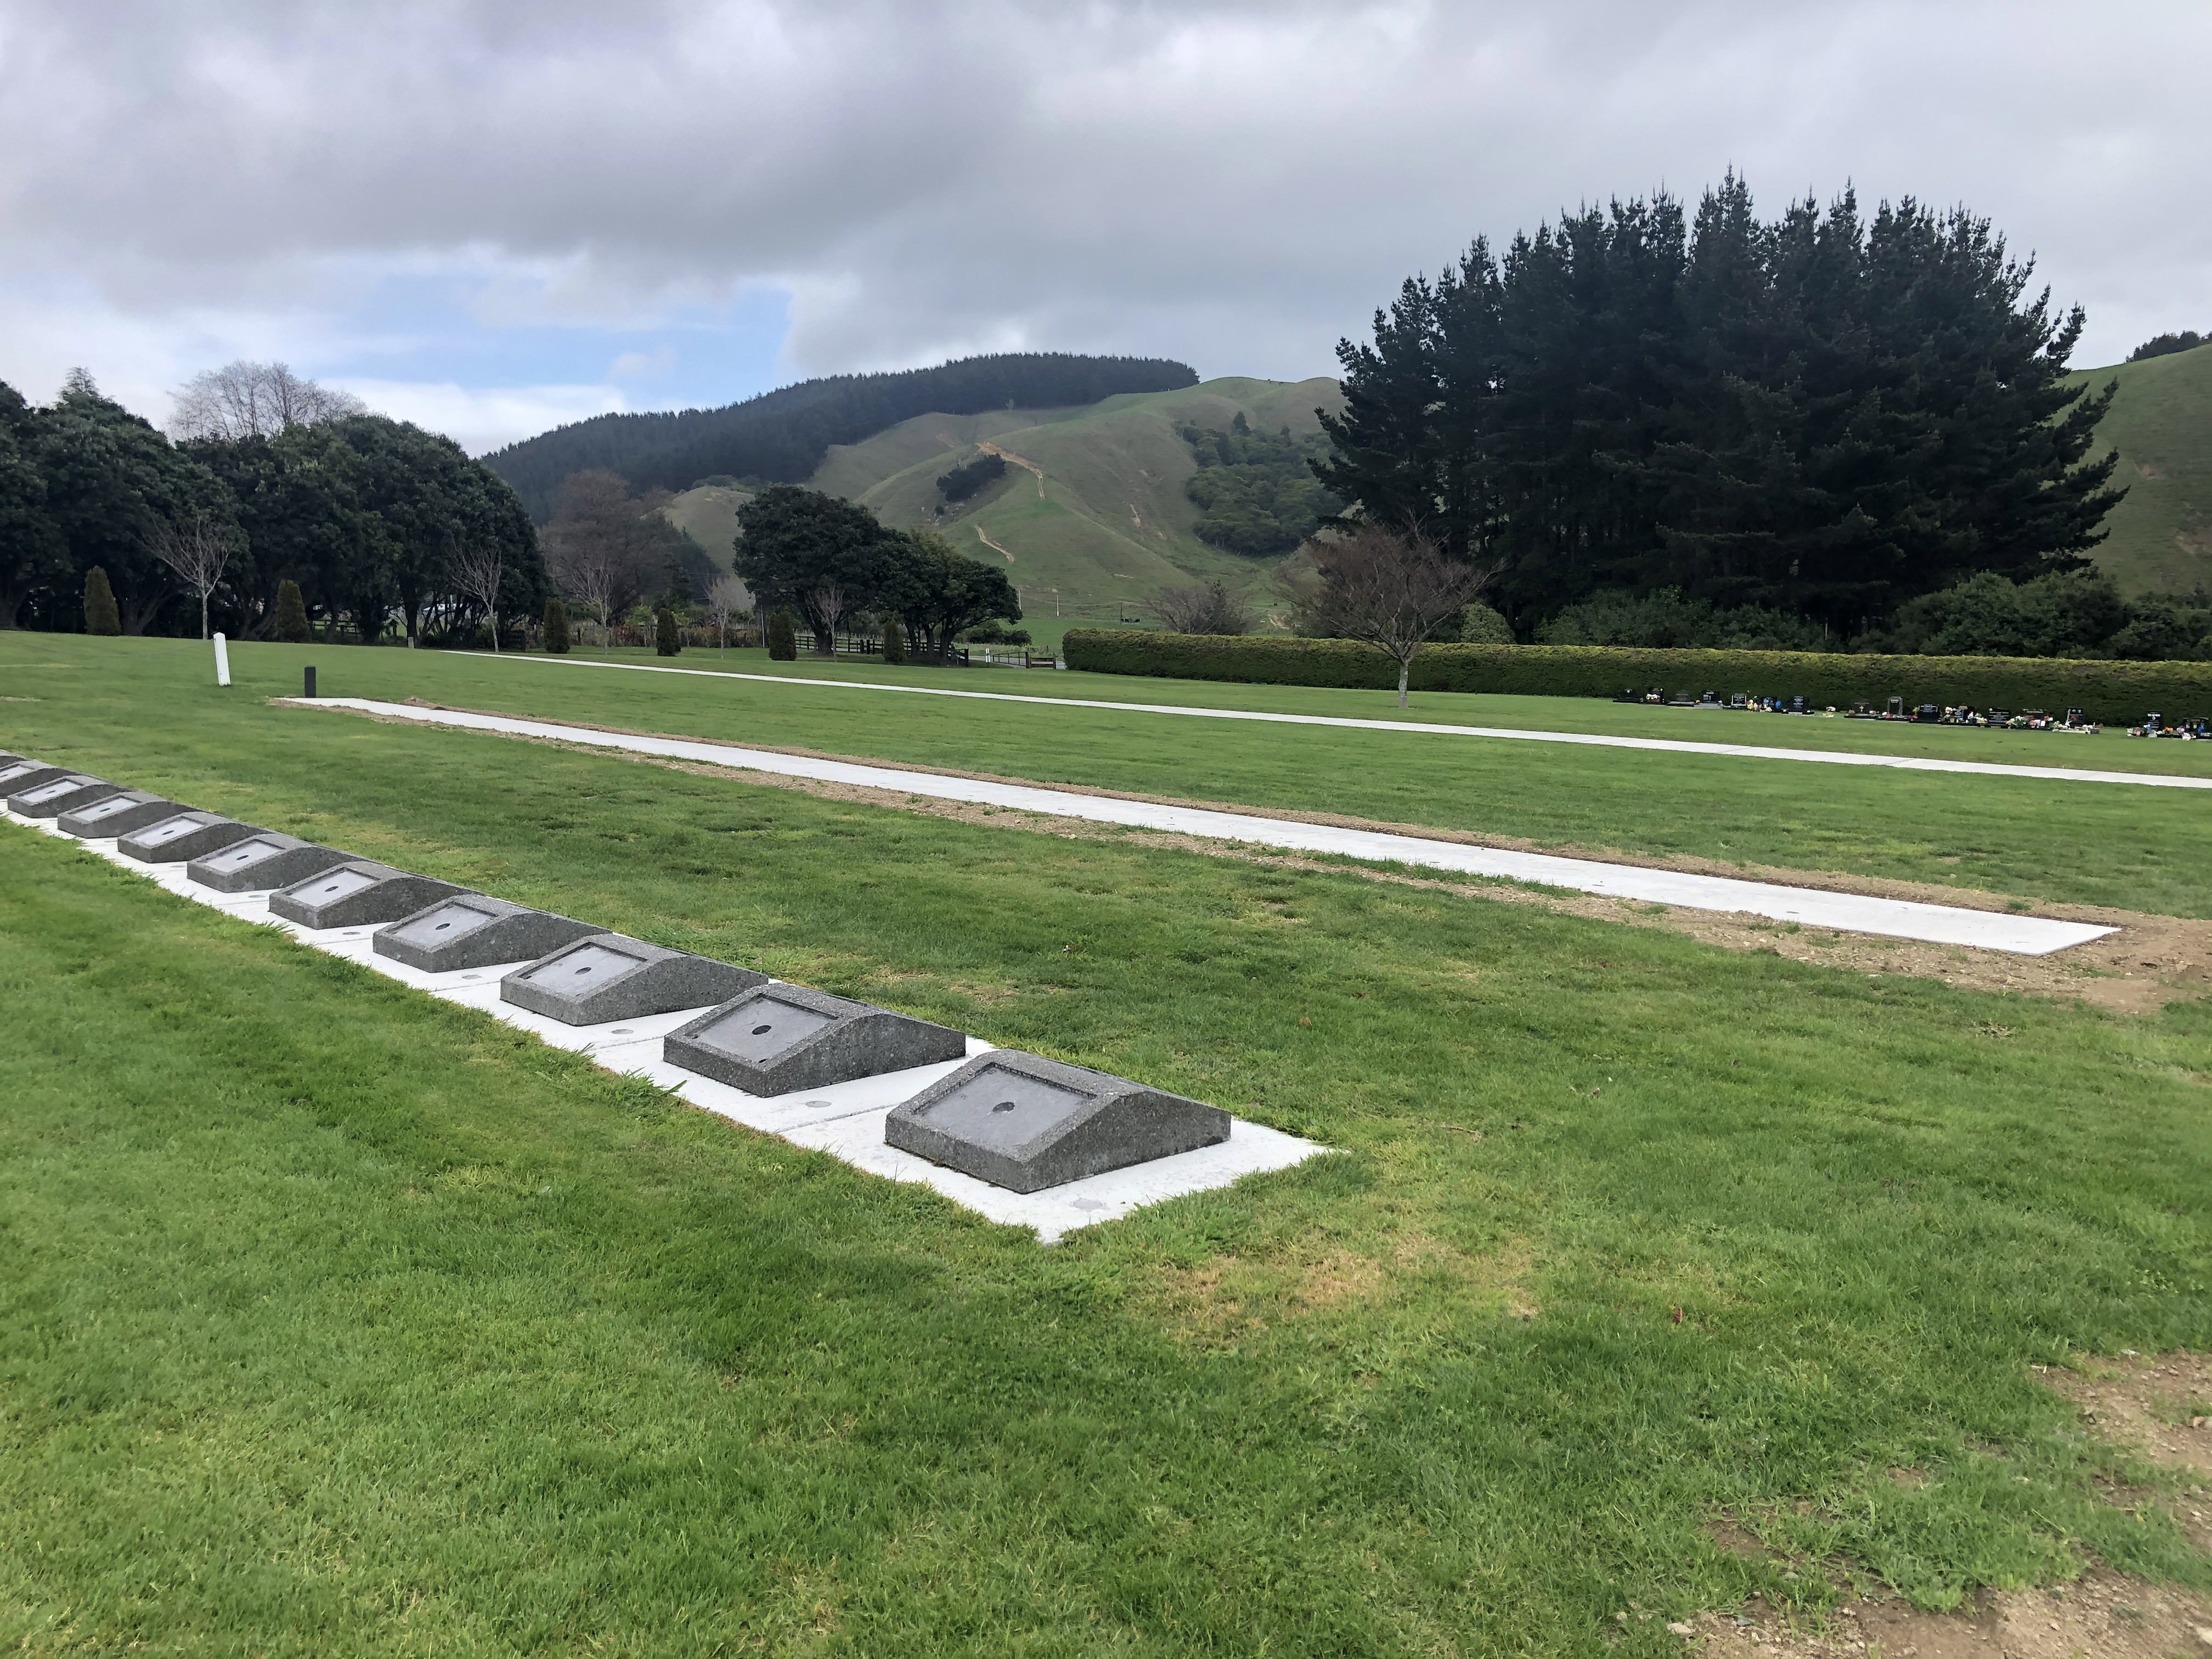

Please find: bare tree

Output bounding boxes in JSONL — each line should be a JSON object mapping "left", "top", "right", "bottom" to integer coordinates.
{"left": 539, "top": 470, "right": 681, "bottom": 645}
{"left": 810, "top": 580, "right": 849, "bottom": 655}
{"left": 145, "top": 515, "right": 233, "bottom": 640}
{"left": 1155, "top": 579, "right": 1254, "bottom": 636}
{"left": 704, "top": 574, "right": 751, "bottom": 655}
{"left": 449, "top": 542, "right": 506, "bottom": 651}
{"left": 168, "top": 360, "right": 368, "bottom": 441}
{"left": 1293, "top": 522, "right": 1496, "bottom": 707}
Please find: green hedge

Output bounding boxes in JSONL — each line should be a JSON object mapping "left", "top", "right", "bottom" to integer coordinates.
{"left": 1061, "top": 630, "right": 2212, "bottom": 725}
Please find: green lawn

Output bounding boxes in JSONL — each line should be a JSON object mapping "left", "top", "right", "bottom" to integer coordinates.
{"left": 2, "top": 637, "right": 2209, "bottom": 1654}
{"left": 6, "top": 634, "right": 2206, "bottom": 918}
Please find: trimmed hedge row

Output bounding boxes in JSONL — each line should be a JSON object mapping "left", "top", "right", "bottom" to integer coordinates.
{"left": 1061, "top": 629, "right": 2212, "bottom": 725}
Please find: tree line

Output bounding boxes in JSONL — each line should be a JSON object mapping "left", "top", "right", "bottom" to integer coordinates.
{"left": 1316, "top": 176, "right": 2125, "bottom": 638}
{"left": 1, "top": 362, "right": 545, "bottom": 644}
{"left": 485, "top": 353, "right": 1200, "bottom": 521}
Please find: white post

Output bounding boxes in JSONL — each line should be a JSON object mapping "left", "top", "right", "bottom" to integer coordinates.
{"left": 213, "top": 632, "right": 232, "bottom": 687}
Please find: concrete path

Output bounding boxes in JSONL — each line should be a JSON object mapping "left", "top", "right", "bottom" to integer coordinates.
{"left": 313, "top": 697, "right": 2116, "bottom": 957}
{"left": 460, "top": 652, "right": 2212, "bottom": 792}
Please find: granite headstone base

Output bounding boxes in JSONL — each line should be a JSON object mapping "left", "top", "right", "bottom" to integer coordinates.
{"left": 501, "top": 934, "right": 765, "bottom": 1026}
{"left": 186, "top": 833, "right": 356, "bottom": 894}
{"left": 6, "top": 775, "right": 124, "bottom": 819}
{"left": 268, "top": 861, "right": 472, "bottom": 930}
{"left": 375, "top": 895, "right": 606, "bottom": 972}
{"left": 56, "top": 791, "right": 189, "bottom": 839}
{"left": 116, "top": 811, "right": 265, "bottom": 865}
{"left": 0, "top": 760, "right": 71, "bottom": 798}
{"left": 665, "top": 984, "right": 967, "bottom": 1096}
{"left": 885, "top": 1051, "right": 1231, "bottom": 1193}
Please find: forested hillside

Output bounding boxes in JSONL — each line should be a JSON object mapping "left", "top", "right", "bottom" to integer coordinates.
{"left": 484, "top": 353, "right": 1198, "bottom": 520}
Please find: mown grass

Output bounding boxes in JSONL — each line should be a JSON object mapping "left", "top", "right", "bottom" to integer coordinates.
{"left": 5, "top": 633, "right": 2208, "bottom": 918}
{"left": 2, "top": 665, "right": 2209, "bottom": 1655}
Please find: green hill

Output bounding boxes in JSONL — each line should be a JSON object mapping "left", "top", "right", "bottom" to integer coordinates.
{"left": 662, "top": 376, "right": 1343, "bottom": 633}
{"left": 2068, "top": 342, "right": 2212, "bottom": 594}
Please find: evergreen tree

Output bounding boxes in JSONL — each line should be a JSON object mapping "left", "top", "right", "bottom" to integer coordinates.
{"left": 543, "top": 596, "right": 571, "bottom": 653}
{"left": 274, "top": 578, "right": 310, "bottom": 642}
{"left": 881, "top": 617, "right": 906, "bottom": 664}
{"left": 655, "top": 606, "right": 680, "bottom": 656}
{"left": 82, "top": 565, "right": 120, "bottom": 635}
{"left": 765, "top": 608, "right": 798, "bottom": 661}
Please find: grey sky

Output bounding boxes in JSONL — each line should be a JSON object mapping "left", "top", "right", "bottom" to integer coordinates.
{"left": 3, "top": 0, "right": 2205, "bottom": 450}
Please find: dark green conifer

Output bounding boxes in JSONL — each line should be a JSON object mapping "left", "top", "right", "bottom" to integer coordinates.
{"left": 881, "top": 617, "right": 906, "bottom": 664}
{"left": 543, "top": 597, "right": 571, "bottom": 654}
{"left": 83, "top": 566, "right": 120, "bottom": 635}
{"left": 766, "top": 609, "right": 798, "bottom": 661}
{"left": 274, "top": 579, "right": 311, "bottom": 643}
{"left": 655, "top": 606, "right": 680, "bottom": 656}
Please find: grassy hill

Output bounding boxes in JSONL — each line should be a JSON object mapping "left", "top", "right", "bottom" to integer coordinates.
{"left": 2067, "top": 342, "right": 2212, "bottom": 594}
{"left": 662, "top": 376, "right": 1344, "bottom": 636}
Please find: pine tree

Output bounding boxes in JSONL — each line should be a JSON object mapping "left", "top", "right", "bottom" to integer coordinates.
{"left": 655, "top": 606, "right": 680, "bottom": 656}
{"left": 274, "top": 579, "right": 310, "bottom": 643}
{"left": 881, "top": 617, "right": 906, "bottom": 664}
{"left": 83, "top": 566, "right": 120, "bottom": 635}
{"left": 543, "top": 597, "right": 571, "bottom": 654}
{"left": 765, "top": 608, "right": 798, "bottom": 661}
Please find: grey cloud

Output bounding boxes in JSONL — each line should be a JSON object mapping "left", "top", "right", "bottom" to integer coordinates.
{"left": 3, "top": 0, "right": 2208, "bottom": 432}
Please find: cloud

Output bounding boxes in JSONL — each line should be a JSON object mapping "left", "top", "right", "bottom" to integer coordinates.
{"left": 2, "top": 0, "right": 2207, "bottom": 447}
{"left": 328, "top": 380, "right": 630, "bottom": 456}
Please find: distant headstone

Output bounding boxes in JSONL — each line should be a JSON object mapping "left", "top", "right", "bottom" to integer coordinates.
{"left": 57, "top": 791, "right": 188, "bottom": 839}
{"left": 374, "top": 895, "right": 605, "bottom": 973}
{"left": 116, "top": 811, "right": 265, "bottom": 865}
{"left": 6, "top": 774, "right": 124, "bottom": 819}
{"left": 501, "top": 934, "right": 765, "bottom": 1026}
{"left": 268, "top": 861, "right": 471, "bottom": 929}
{"left": 665, "top": 984, "right": 966, "bottom": 1096}
{"left": 885, "top": 1051, "right": 1231, "bottom": 1193}
{"left": 186, "top": 833, "right": 356, "bottom": 894}
{"left": 0, "top": 760, "right": 71, "bottom": 797}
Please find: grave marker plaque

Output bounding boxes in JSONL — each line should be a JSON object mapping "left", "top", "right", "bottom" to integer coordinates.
{"left": 374, "top": 895, "right": 605, "bottom": 972}
{"left": 268, "top": 861, "right": 470, "bottom": 929}
{"left": 501, "top": 934, "right": 764, "bottom": 1026}
{"left": 885, "top": 1051, "right": 1231, "bottom": 1193}
{"left": 0, "top": 760, "right": 71, "bottom": 797}
{"left": 6, "top": 774, "right": 123, "bottom": 819}
{"left": 665, "top": 984, "right": 966, "bottom": 1095}
{"left": 116, "top": 811, "right": 265, "bottom": 865}
{"left": 57, "top": 790, "right": 187, "bottom": 839}
{"left": 186, "top": 833, "right": 356, "bottom": 894}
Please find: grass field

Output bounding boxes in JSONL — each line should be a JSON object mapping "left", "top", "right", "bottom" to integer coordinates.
{"left": 3, "top": 630, "right": 2209, "bottom": 1655}
{"left": 10, "top": 635, "right": 2203, "bottom": 921}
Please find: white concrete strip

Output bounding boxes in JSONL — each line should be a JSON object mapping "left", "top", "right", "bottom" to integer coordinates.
{"left": 309, "top": 698, "right": 2117, "bottom": 957}
{"left": 7, "top": 806, "right": 1323, "bottom": 1240}
{"left": 459, "top": 651, "right": 2212, "bottom": 791}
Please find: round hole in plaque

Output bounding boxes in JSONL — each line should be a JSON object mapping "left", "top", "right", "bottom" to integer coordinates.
{"left": 992, "top": 1101, "right": 1017, "bottom": 1114}
{"left": 806, "top": 1099, "right": 833, "bottom": 1109}
{"left": 752, "top": 1023, "right": 772, "bottom": 1036}
{"left": 574, "top": 965, "right": 592, "bottom": 976}
{"left": 433, "top": 921, "right": 452, "bottom": 932}
{"left": 609, "top": 1028, "right": 633, "bottom": 1036}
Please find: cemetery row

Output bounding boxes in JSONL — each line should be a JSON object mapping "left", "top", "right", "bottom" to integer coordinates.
{"left": 1617, "top": 687, "right": 2212, "bottom": 737}
{"left": 0, "top": 752, "right": 1318, "bottom": 1239}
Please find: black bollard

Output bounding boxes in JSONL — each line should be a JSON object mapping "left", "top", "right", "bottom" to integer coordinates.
{"left": 303, "top": 665, "right": 317, "bottom": 699}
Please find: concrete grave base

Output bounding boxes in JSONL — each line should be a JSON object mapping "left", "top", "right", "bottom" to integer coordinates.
{"left": 500, "top": 934, "right": 765, "bottom": 1026}
{"left": 57, "top": 791, "right": 189, "bottom": 839}
{"left": 268, "top": 861, "right": 471, "bottom": 929}
{"left": 374, "top": 894, "right": 605, "bottom": 973}
{"left": 665, "top": 983, "right": 967, "bottom": 1096}
{"left": 887, "top": 1051, "right": 1232, "bottom": 1193}
{"left": 7, "top": 775, "right": 123, "bottom": 819}
{"left": 116, "top": 812, "right": 264, "bottom": 865}
{"left": 0, "top": 761, "right": 71, "bottom": 797}
{"left": 187, "top": 834, "right": 355, "bottom": 894}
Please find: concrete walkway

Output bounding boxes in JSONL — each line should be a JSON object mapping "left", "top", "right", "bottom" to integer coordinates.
{"left": 461, "top": 653, "right": 2212, "bottom": 792}
{"left": 312, "top": 698, "right": 2117, "bottom": 957}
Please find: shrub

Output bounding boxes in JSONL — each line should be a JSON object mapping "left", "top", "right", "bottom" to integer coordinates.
{"left": 1536, "top": 588, "right": 1837, "bottom": 652}
{"left": 1457, "top": 602, "right": 1514, "bottom": 645}
{"left": 542, "top": 597, "right": 571, "bottom": 654}
{"left": 655, "top": 607, "right": 681, "bottom": 656}
{"left": 1061, "top": 629, "right": 2212, "bottom": 725}
{"left": 274, "top": 579, "right": 311, "bottom": 644}
{"left": 1155, "top": 579, "right": 1254, "bottom": 636}
{"left": 882, "top": 618, "right": 906, "bottom": 665}
{"left": 83, "top": 567, "right": 120, "bottom": 636}
{"left": 766, "top": 609, "right": 798, "bottom": 662}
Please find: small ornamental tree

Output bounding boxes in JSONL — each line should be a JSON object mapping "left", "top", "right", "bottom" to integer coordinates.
{"left": 655, "top": 606, "right": 681, "bottom": 656}
{"left": 543, "top": 597, "right": 571, "bottom": 654}
{"left": 1294, "top": 522, "right": 1497, "bottom": 707}
{"left": 766, "top": 608, "right": 798, "bottom": 661}
{"left": 83, "top": 566, "right": 121, "bottom": 635}
{"left": 274, "top": 579, "right": 311, "bottom": 643}
{"left": 881, "top": 617, "right": 906, "bottom": 665}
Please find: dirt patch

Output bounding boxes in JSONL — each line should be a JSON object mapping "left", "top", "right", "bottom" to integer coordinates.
{"left": 1148, "top": 1233, "right": 1537, "bottom": 1344}
{"left": 287, "top": 699, "right": 2210, "bottom": 1014}
{"left": 1678, "top": 1572, "right": 2212, "bottom": 1656}
{"left": 2040, "top": 1354, "right": 2212, "bottom": 1479}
